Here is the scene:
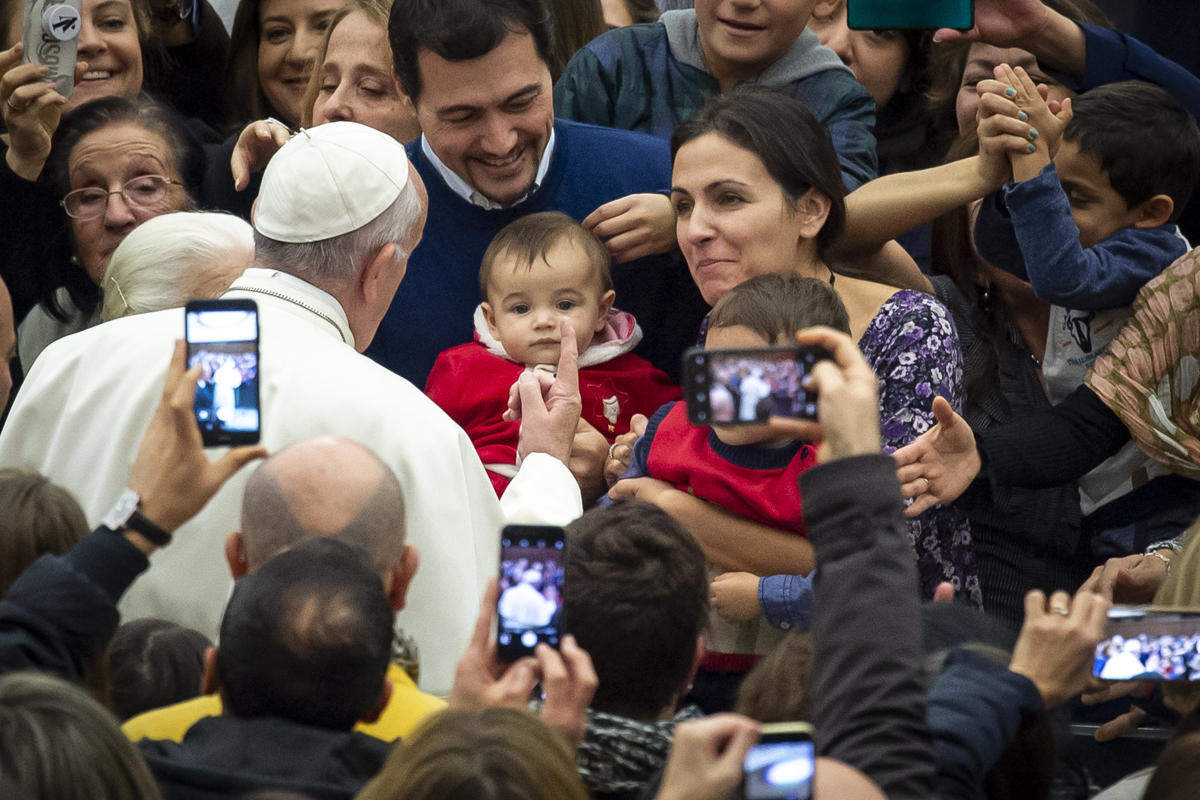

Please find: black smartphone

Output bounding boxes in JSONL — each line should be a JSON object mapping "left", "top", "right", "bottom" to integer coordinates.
{"left": 744, "top": 722, "right": 815, "bottom": 800}
{"left": 682, "top": 346, "right": 832, "bottom": 426}
{"left": 22, "top": 0, "right": 82, "bottom": 98}
{"left": 847, "top": 0, "right": 974, "bottom": 30}
{"left": 1094, "top": 607, "right": 1200, "bottom": 682}
{"left": 497, "top": 524, "right": 565, "bottom": 662}
{"left": 184, "top": 299, "right": 261, "bottom": 447}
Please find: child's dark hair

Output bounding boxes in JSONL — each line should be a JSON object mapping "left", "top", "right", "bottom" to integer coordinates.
{"left": 479, "top": 212, "right": 613, "bottom": 301}
{"left": 1064, "top": 81, "right": 1200, "bottom": 223}
{"left": 707, "top": 274, "right": 851, "bottom": 343}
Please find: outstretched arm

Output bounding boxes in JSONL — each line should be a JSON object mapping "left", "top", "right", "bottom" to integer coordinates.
{"left": 607, "top": 477, "right": 816, "bottom": 576}
{"left": 0, "top": 341, "right": 266, "bottom": 680}
{"left": 933, "top": 0, "right": 1087, "bottom": 75}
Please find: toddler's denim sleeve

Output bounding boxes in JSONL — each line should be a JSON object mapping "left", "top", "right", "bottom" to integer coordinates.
{"left": 759, "top": 573, "right": 814, "bottom": 632}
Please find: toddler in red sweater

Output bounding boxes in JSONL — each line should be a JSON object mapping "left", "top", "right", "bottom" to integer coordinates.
{"left": 425, "top": 212, "right": 680, "bottom": 499}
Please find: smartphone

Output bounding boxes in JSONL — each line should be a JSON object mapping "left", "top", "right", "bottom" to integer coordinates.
{"left": 682, "top": 346, "right": 832, "bottom": 426}
{"left": 744, "top": 722, "right": 815, "bottom": 800}
{"left": 184, "top": 299, "right": 261, "bottom": 447}
{"left": 847, "top": 0, "right": 974, "bottom": 30}
{"left": 21, "top": 0, "right": 82, "bottom": 98}
{"left": 1093, "top": 606, "right": 1200, "bottom": 682}
{"left": 497, "top": 524, "right": 565, "bottom": 662}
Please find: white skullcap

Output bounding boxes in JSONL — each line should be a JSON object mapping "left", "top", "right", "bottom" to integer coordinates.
{"left": 254, "top": 121, "right": 410, "bottom": 243}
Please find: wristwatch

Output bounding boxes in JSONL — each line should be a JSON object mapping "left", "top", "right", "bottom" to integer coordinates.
{"left": 102, "top": 489, "right": 172, "bottom": 547}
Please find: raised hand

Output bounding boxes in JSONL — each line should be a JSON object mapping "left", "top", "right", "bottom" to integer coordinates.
{"left": 892, "top": 396, "right": 980, "bottom": 517}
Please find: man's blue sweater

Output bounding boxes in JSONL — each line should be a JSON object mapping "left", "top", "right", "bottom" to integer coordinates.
{"left": 365, "top": 120, "right": 707, "bottom": 386}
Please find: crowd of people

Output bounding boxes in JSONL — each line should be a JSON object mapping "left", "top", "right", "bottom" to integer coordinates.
{"left": 1, "top": 0, "right": 1200, "bottom": 797}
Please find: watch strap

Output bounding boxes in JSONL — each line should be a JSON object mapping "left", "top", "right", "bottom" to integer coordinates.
{"left": 123, "top": 508, "right": 173, "bottom": 547}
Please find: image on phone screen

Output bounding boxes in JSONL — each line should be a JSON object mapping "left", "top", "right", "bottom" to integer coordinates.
{"left": 185, "top": 302, "right": 260, "bottom": 445}
{"left": 1093, "top": 607, "right": 1200, "bottom": 681}
{"left": 497, "top": 526, "right": 565, "bottom": 661}
{"left": 684, "top": 346, "right": 826, "bottom": 426}
{"left": 744, "top": 739, "right": 815, "bottom": 800}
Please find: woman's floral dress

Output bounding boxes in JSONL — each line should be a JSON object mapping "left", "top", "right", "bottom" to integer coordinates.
{"left": 859, "top": 290, "right": 982, "bottom": 606}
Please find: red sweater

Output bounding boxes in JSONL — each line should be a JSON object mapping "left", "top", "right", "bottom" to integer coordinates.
{"left": 643, "top": 403, "right": 815, "bottom": 534}
{"left": 427, "top": 342, "right": 680, "bottom": 496}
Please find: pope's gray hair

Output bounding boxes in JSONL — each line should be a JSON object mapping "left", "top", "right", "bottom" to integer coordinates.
{"left": 253, "top": 177, "right": 423, "bottom": 284}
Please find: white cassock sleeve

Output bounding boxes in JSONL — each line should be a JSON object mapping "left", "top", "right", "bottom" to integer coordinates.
{"left": 499, "top": 452, "right": 583, "bottom": 526}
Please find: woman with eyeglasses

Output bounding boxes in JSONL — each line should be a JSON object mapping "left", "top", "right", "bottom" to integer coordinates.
{"left": 17, "top": 95, "right": 197, "bottom": 370}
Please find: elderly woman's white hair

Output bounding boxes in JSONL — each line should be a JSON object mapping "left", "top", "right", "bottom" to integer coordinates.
{"left": 101, "top": 212, "right": 255, "bottom": 323}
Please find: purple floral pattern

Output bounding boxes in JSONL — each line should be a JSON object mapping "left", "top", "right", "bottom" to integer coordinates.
{"left": 860, "top": 291, "right": 982, "bottom": 607}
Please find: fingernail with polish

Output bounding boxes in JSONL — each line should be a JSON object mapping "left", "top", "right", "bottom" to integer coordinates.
{"left": 1029, "top": 129, "right": 1039, "bottom": 139}
{"left": 1028, "top": 143, "right": 1037, "bottom": 152}
{"left": 1018, "top": 111, "right": 1028, "bottom": 121}
{"left": 1005, "top": 87, "right": 1016, "bottom": 97}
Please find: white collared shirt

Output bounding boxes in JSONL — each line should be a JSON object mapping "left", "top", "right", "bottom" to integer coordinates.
{"left": 420, "top": 129, "right": 557, "bottom": 210}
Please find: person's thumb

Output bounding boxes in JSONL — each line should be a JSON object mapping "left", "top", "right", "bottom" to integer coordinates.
{"left": 933, "top": 582, "right": 956, "bottom": 603}
{"left": 931, "top": 396, "right": 957, "bottom": 427}
{"left": 516, "top": 372, "right": 546, "bottom": 421}
{"left": 214, "top": 445, "right": 269, "bottom": 483}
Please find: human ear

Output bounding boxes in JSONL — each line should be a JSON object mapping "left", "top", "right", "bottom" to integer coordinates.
{"left": 388, "top": 545, "right": 420, "bottom": 612}
{"left": 360, "top": 243, "right": 398, "bottom": 307}
{"left": 481, "top": 301, "right": 501, "bottom": 340}
{"left": 1131, "top": 194, "right": 1175, "bottom": 230}
{"left": 224, "top": 531, "right": 249, "bottom": 579}
{"left": 795, "top": 189, "right": 833, "bottom": 240}
{"left": 201, "top": 647, "right": 222, "bottom": 696}
{"left": 595, "top": 290, "right": 616, "bottom": 331}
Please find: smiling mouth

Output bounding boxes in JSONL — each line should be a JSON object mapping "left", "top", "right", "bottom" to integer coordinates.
{"left": 719, "top": 18, "right": 765, "bottom": 33}
{"left": 477, "top": 148, "right": 526, "bottom": 170}
{"left": 81, "top": 71, "right": 114, "bottom": 81}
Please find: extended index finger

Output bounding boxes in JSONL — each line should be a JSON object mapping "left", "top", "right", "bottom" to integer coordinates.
{"left": 555, "top": 317, "right": 579, "bottom": 390}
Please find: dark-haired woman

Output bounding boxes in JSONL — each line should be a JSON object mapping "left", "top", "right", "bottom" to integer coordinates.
{"left": 614, "top": 86, "right": 979, "bottom": 608}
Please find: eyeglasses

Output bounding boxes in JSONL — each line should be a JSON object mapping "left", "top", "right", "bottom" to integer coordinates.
{"left": 61, "top": 175, "right": 178, "bottom": 221}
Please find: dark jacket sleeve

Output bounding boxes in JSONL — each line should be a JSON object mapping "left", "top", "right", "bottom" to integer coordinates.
{"left": 804, "top": 454, "right": 936, "bottom": 800}
{"left": 929, "top": 649, "right": 1045, "bottom": 800}
{"left": 0, "top": 527, "right": 149, "bottom": 681}
{"left": 977, "top": 384, "right": 1131, "bottom": 489}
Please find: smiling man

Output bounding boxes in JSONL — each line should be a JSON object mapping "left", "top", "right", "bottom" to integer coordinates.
{"left": 555, "top": 0, "right": 877, "bottom": 193}
{"left": 374, "top": 0, "right": 707, "bottom": 389}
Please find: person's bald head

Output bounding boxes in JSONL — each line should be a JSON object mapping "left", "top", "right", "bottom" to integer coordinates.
{"left": 237, "top": 437, "right": 407, "bottom": 578}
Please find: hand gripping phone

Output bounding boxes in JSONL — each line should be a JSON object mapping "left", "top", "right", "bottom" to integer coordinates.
{"left": 185, "top": 299, "right": 261, "bottom": 446}
{"left": 22, "top": 0, "right": 82, "bottom": 98}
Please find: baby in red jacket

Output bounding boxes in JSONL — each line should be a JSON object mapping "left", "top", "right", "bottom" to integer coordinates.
{"left": 425, "top": 211, "right": 680, "bottom": 499}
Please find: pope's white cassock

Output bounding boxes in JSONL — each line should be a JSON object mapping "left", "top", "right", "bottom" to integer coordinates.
{"left": 0, "top": 268, "right": 582, "bottom": 696}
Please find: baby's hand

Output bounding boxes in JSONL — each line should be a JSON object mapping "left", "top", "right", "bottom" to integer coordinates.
{"left": 603, "top": 414, "right": 647, "bottom": 487}
{"left": 710, "top": 572, "right": 763, "bottom": 624}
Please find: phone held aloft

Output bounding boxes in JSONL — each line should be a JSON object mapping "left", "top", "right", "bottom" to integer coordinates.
{"left": 497, "top": 524, "right": 566, "bottom": 663}
{"left": 744, "top": 721, "right": 815, "bottom": 800}
{"left": 22, "top": 0, "right": 82, "bottom": 98}
{"left": 1094, "top": 606, "right": 1200, "bottom": 682}
{"left": 184, "top": 299, "right": 262, "bottom": 447}
{"left": 683, "top": 345, "right": 832, "bottom": 427}
{"left": 846, "top": 0, "right": 973, "bottom": 31}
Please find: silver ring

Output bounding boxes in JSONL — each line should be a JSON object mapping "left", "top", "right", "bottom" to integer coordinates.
{"left": 1051, "top": 607, "right": 1070, "bottom": 616}
{"left": 5, "top": 97, "right": 20, "bottom": 113}
{"left": 607, "top": 443, "right": 619, "bottom": 461}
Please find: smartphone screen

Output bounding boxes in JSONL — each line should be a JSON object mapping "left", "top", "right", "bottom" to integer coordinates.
{"left": 185, "top": 299, "right": 261, "bottom": 446}
{"left": 683, "top": 346, "right": 830, "bottom": 426}
{"left": 847, "top": 0, "right": 973, "bottom": 30}
{"left": 497, "top": 525, "right": 565, "bottom": 662}
{"left": 744, "top": 723, "right": 815, "bottom": 800}
{"left": 1094, "top": 607, "right": 1200, "bottom": 681}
